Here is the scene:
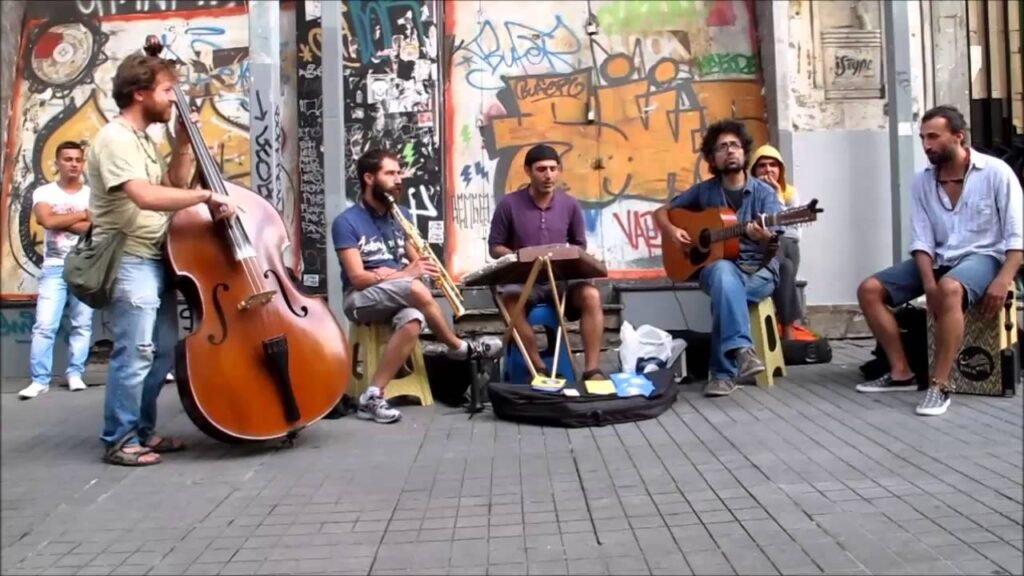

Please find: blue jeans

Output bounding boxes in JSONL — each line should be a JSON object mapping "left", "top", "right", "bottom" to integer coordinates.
{"left": 699, "top": 260, "right": 778, "bottom": 379}
{"left": 873, "top": 254, "right": 1002, "bottom": 309}
{"left": 101, "top": 255, "right": 178, "bottom": 447}
{"left": 30, "top": 264, "right": 94, "bottom": 383}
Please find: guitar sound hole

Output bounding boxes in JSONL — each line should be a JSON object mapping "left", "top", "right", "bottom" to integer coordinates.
{"left": 688, "top": 248, "right": 709, "bottom": 266}
{"left": 698, "top": 228, "right": 712, "bottom": 249}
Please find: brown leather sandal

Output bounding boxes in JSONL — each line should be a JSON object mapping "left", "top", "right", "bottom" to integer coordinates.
{"left": 103, "top": 436, "right": 161, "bottom": 467}
{"left": 144, "top": 436, "right": 186, "bottom": 453}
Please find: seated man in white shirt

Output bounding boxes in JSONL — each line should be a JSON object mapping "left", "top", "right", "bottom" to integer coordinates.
{"left": 856, "top": 106, "right": 1023, "bottom": 416}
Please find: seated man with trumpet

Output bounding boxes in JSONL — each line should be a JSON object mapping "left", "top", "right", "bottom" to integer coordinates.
{"left": 332, "top": 148, "right": 483, "bottom": 424}
{"left": 488, "top": 144, "right": 609, "bottom": 381}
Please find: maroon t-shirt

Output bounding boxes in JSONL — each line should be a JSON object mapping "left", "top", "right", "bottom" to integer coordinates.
{"left": 487, "top": 187, "right": 587, "bottom": 251}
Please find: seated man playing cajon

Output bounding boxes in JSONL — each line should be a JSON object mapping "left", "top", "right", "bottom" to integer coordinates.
{"left": 487, "top": 144, "right": 609, "bottom": 381}
{"left": 856, "top": 106, "right": 1022, "bottom": 416}
{"left": 332, "top": 148, "right": 483, "bottom": 424}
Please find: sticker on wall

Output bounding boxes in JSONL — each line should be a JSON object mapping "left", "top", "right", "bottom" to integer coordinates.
{"left": 23, "top": 18, "right": 110, "bottom": 99}
{"left": 428, "top": 220, "right": 444, "bottom": 244}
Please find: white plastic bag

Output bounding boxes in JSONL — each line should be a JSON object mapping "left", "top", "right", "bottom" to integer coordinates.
{"left": 618, "top": 322, "right": 674, "bottom": 374}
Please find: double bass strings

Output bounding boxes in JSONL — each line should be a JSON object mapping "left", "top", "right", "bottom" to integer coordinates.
{"left": 173, "top": 86, "right": 265, "bottom": 302}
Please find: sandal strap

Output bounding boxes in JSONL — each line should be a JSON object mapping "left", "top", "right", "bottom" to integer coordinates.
{"left": 107, "top": 430, "right": 141, "bottom": 453}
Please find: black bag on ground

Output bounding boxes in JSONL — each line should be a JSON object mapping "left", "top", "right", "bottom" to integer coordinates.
{"left": 488, "top": 368, "right": 679, "bottom": 428}
{"left": 782, "top": 338, "right": 833, "bottom": 365}
{"left": 859, "top": 304, "right": 929, "bottom": 389}
{"left": 670, "top": 329, "right": 710, "bottom": 382}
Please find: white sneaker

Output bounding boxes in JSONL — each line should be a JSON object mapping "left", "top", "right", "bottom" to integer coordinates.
{"left": 67, "top": 376, "right": 87, "bottom": 391}
{"left": 165, "top": 372, "right": 175, "bottom": 382}
{"left": 18, "top": 382, "right": 49, "bottom": 399}
{"left": 357, "top": 394, "right": 401, "bottom": 424}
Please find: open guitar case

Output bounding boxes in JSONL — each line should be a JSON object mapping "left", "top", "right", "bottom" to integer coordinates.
{"left": 487, "top": 368, "right": 680, "bottom": 428}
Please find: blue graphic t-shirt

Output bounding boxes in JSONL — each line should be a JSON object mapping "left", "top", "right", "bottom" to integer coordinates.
{"left": 331, "top": 200, "right": 413, "bottom": 291}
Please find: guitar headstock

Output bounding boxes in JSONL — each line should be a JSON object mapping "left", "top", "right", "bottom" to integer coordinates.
{"left": 773, "top": 198, "right": 823, "bottom": 227}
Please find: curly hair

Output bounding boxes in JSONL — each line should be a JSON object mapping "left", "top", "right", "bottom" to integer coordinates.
{"left": 699, "top": 119, "right": 754, "bottom": 166}
{"left": 111, "top": 52, "right": 178, "bottom": 110}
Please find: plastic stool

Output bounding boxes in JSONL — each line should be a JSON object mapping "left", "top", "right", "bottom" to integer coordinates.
{"left": 749, "top": 297, "right": 786, "bottom": 387}
{"left": 503, "top": 303, "right": 576, "bottom": 384}
{"left": 348, "top": 322, "right": 433, "bottom": 406}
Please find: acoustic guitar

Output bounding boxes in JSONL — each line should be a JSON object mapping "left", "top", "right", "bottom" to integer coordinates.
{"left": 662, "top": 199, "right": 823, "bottom": 282}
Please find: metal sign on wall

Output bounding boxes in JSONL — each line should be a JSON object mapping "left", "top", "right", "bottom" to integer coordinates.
{"left": 812, "top": 0, "right": 885, "bottom": 100}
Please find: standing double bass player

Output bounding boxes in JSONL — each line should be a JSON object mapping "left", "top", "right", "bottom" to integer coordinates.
{"left": 86, "top": 52, "right": 237, "bottom": 466}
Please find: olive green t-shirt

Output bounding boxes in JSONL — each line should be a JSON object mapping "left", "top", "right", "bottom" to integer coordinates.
{"left": 86, "top": 118, "right": 170, "bottom": 259}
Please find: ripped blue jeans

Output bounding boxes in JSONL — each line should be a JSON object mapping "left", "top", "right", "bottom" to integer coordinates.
{"left": 101, "top": 255, "right": 178, "bottom": 448}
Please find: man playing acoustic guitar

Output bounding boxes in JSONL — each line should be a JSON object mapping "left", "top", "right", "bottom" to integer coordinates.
{"left": 654, "top": 120, "right": 784, "bottom": 397}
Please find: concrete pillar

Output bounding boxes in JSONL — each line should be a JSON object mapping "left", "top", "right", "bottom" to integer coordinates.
{"left": 885, "top": 0, "right": 916, "bottom": 265}
{"left": 248, "top": 0, "right": 284, "bottom": 214}
{"left": 321, "top": 1, "right": 348, "bottom": 328}
{"left": 756, "top": 0, "right": 794, "bottom": 165}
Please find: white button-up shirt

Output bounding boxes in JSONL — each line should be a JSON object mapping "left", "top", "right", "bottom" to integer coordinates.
{"left": 909, "top": 148, "right": 1023, "bottom": 268}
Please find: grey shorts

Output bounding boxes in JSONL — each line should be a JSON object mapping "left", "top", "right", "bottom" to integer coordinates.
{"left": 495, "top": 280, "right": 592, "bottom": 322}
{"left": 873, "top": 254, "right": 1002, "bottom": 309}
{"left": 343, "top": 276, "right": 425, "bottom": 331}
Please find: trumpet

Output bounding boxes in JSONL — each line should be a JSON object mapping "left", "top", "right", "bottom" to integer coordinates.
{"left": 384, "top": 191, "right": 467, "bottom": 318}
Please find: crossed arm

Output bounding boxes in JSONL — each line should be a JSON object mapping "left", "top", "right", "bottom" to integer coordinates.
{"left": 33, "top": 203, "right": 90, "bottom": 235}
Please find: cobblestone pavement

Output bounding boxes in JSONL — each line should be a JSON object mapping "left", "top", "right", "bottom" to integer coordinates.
{"left": 2, "top": 341, "right": 1021, "bottom": 575}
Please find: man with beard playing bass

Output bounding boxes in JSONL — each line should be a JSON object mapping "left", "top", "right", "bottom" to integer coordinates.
{"left": 87, "top": 51, "right": 238, "bottom": 466}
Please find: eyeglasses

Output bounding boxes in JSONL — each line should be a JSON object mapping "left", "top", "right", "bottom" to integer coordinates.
{"left": 715, "top": 141, "right": 742, "bottom": 153}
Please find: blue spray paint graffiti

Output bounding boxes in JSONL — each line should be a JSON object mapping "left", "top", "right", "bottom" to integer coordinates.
{"left": 0, "top": 310, "right": 35, "bottom": 343}
{"left": 158, "top": 26, "right": 252, "bottom": 111}
{"left": 348, "top": 0, "right": 428, "bottom": 65}
{"left": 583, "top": 208, "right": 601, "bottom": 234}
{"left": 453, "top": 16, "right": 583, "bottom": 91}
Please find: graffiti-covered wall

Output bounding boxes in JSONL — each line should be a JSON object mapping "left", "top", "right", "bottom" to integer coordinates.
{"left": 444, "top": 0, "right": 767, "bottom": 279}
{"left": 0, "top": 0, "right": 300, "bottom": 298}
{"left": 342, "top": 0, "right": 446, "bottom": 256}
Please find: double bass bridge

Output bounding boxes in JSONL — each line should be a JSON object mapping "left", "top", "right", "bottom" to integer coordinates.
{"left": 239, "top": 290, "right": 277, "bottom": 310}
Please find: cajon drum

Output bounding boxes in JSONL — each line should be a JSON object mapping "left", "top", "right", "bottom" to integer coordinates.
{"left": 927, "top": 290, "right": 1019, "bottom": 396}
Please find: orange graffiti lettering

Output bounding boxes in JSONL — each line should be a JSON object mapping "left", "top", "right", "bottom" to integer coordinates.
{"left": 486, "top": 56, "right": 767, "bottom": 204}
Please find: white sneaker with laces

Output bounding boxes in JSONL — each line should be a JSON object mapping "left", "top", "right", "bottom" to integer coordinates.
{"left": 18, "top": 382, "right": 49, "bottom": 399}
{"left": 357, "top": 393, "right": 401, "bottom": 424}
{"left": 67, "top": 375, "right": 87, "bottom": 391}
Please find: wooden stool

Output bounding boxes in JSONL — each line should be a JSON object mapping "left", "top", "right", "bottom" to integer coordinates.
{"left": 348, "top": 323, "right": 433, "bottom": 406}
{"left": 927, "top": 289, "right": 1018, "bottom": 396}
{"left": 748, "top": 297, "right": 787, "bottom": 387}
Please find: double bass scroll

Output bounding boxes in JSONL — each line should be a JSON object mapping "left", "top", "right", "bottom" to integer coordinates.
{"left": 143, "top": 35, "right": 350, "bottom": 444}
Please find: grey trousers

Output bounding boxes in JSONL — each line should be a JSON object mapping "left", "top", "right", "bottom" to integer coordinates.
{"left": 773, "top": 236, "right": 803, "bottom": 326}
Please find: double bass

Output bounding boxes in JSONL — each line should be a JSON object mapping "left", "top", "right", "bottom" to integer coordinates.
{"left": 143, "top": 37, "right": 350, "bottom": 443}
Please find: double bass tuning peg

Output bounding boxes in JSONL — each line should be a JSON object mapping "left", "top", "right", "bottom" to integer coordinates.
{"left": 143, "top": 35, "right": 164, "bottom": 57}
